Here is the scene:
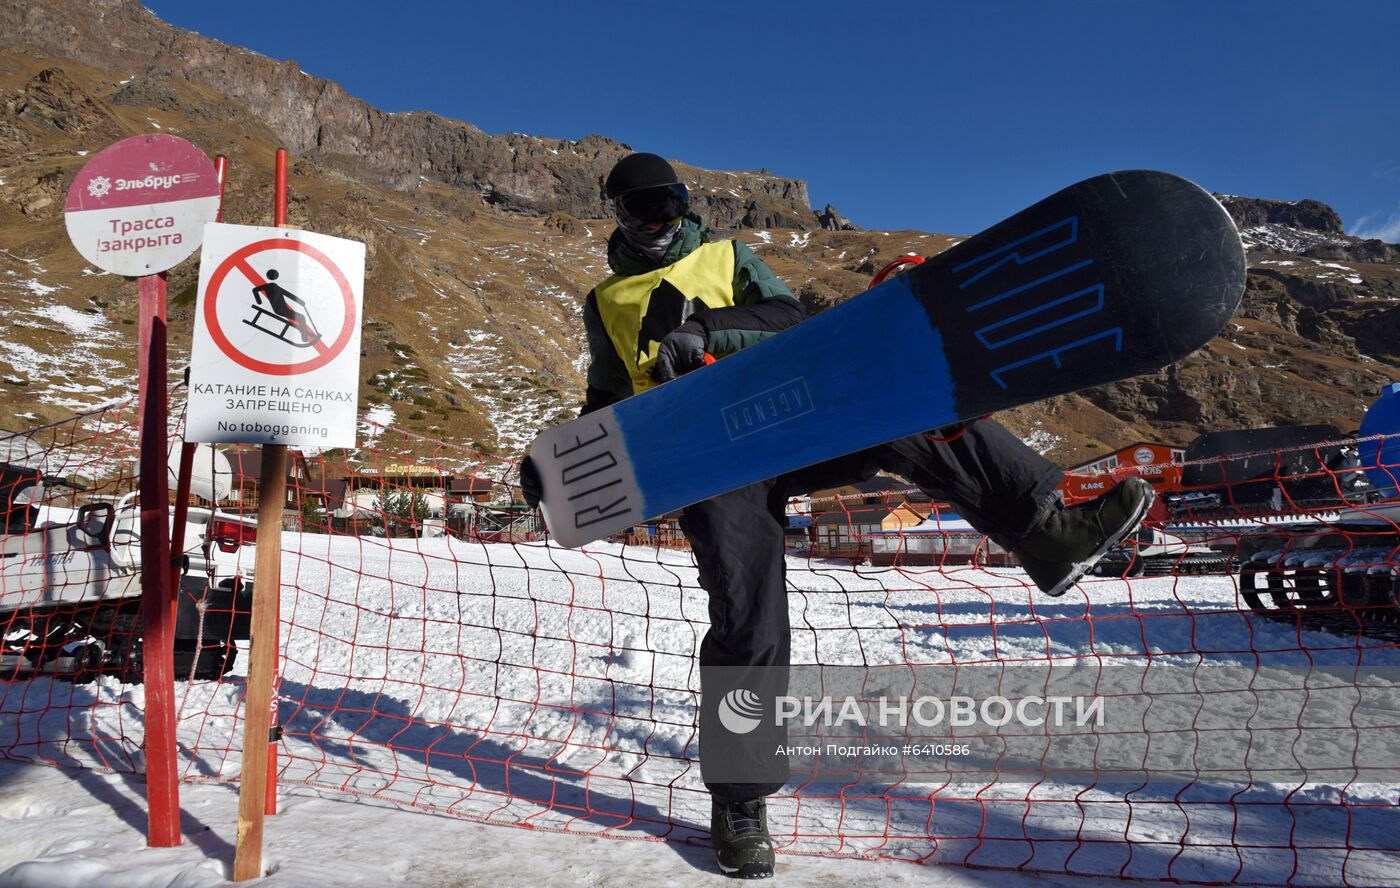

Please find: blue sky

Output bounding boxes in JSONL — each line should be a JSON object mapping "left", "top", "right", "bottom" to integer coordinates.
{"left": 145, "top": 1, "right": 1400, "bottom": 240}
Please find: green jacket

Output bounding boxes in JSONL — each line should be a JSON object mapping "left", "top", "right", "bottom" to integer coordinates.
{"left": 582, "top": 214, "right": 804, "bottom": 413}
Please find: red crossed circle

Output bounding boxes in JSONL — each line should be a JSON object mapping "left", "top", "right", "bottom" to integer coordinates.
{"left": 203, "top": 237, "right": 356, "bottom": 375}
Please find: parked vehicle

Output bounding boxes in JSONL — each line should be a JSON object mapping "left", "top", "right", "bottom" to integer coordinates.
{"left": 1, "top": 435, "right": 255, "bottom": 682}
{"left": 1089, "top": 523, "right": 1236, "bottom": 577}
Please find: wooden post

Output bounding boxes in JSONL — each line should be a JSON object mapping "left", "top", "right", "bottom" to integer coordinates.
{"left": 232, "top": 444, "right": 287, "bottom": 881}
{"left": 232, "top": 148, "right": 290, "bottom": 881}
{"left": 265, "top": 148, "right": 288, "bottom": 818}
{"left": 138, "top": 271, "right": 180, "bottom": 848}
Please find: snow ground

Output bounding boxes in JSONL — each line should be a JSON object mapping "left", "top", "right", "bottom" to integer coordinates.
{"left": 0, "top": 759, "right": 1174, "bottom": 888}
{"left": 2, "top": 535, "right": 1398, "bottom": 885}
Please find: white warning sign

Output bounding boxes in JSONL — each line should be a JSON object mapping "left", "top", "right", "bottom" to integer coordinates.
{"left": 186, "top": 222, "right": 365, "bottom": 448}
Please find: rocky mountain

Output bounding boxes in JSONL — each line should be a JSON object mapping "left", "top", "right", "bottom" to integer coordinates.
{"left": 0, "top": 0, "right": 816, "bottom": 229}
{"left": 2, "top": 0, "right": 1399, "bottom": 470}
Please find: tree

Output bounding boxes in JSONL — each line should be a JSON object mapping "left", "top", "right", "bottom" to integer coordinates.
{"left": 378, "top": 488, "right": 429, "bottom": 535}
{"left": 299, "top": 495, "right": 324, "bottom": 531}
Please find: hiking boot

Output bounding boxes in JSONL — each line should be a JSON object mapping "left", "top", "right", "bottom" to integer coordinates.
{"left": 711, "top": 797, "right": 775, "bottom": 879}
{"left": 1013, "top": 478, "right": 1155, "bottom": 596}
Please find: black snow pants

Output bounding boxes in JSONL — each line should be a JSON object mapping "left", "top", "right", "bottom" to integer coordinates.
{"left": 684, "top": 418, "right": 1064, "bottom": 803}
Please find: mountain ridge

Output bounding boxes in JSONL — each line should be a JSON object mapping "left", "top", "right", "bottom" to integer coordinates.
{"left": 0, "top": 0, "right": 822, "bottom": 230}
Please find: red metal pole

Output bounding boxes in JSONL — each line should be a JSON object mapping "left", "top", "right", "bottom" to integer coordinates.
{"left": 264, "top": 147, "right": 289, "bottom": 817}
{"left": 167, "top": 444, "right": 195, "bottom": 626}
{"left": 138, "top": 271, "right": 180, "bottom": 847}
{"left": 274, "top": 149, "right": 288, "bottom": 227}
{"left": 215, "top": 154, "right": 228, "bottom": 219}
{"left": 168, "top": 156, "right": 227, "bottom": 625}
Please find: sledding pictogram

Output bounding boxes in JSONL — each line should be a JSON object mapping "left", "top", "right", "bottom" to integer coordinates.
{"left": 245, "top": 268, "right": 324, "bottom": 349}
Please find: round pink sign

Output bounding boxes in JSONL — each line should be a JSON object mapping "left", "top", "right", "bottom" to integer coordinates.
{"left": 64, "top": 134, "right": 221, "bottom": 276}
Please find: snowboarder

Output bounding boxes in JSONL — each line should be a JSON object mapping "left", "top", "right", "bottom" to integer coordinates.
{"left": 520, "top": 152, "right": 1152, "bottom": 879}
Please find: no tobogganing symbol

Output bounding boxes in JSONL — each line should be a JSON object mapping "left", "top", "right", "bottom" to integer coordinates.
{"left": 202, "top": 236, "right": 355, "bottom": 376}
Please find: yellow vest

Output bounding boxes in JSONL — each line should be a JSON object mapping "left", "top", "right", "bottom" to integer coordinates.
{"left": 594, "top": 241, "right": 737, "bottom": 394}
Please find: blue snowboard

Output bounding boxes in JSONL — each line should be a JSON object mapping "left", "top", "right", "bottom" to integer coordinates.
{"left": 531, "top": 170, "right": 1246, "bottom": 548}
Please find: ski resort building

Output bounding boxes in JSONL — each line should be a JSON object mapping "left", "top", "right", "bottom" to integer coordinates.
{"left": 312, "top": 465, "right": 510, "bottom": 538}
{"left": 868, "top": 511, "right": 1013, "bottom": 567}
{"left": 808, "top": 477, "right": 935, "bottom": 559}
{"left": 1061, "top": 440, "right": 1185, "bottom": 503}
{"left": 222, "top": 448, "right": 315, "bottom": 512}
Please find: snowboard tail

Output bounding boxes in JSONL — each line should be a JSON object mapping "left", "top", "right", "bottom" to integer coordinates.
{"left": 533, "top": 171, "right": 1246, "bottom": 547}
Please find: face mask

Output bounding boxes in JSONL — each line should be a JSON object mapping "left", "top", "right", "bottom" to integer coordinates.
{"left": 618, "top": 217, "right": 682, "bottom": 260}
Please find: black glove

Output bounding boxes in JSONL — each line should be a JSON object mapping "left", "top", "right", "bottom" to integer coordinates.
{"left": 519, "top": 456, "right": 542, "bottom": 508}
{"left": 651, "top": 320, "right": 707, "bottom": 383}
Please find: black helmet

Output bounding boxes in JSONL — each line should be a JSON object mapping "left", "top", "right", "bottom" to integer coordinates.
{"left": 605, "top": 152, "right": 680, "bottom": 199}
{"left": 605, "top": 153, "right": 690, "bottom": 237}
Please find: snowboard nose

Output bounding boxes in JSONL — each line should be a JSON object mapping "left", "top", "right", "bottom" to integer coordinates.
{"left": 916, "top": 169, "right": 1247, "bottom": 412}
{"left": 1071, "top": 169, "right": 1246, "bottom": 369}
